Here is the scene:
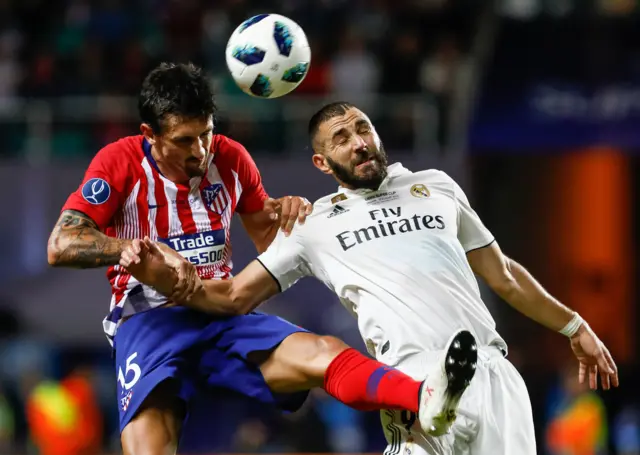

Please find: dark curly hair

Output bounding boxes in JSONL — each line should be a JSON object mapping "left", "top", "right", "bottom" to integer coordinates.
{"left": 138, "top": 62, "right": 217, "bottom": 134}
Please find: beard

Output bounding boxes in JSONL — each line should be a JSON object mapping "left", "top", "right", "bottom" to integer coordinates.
{"left": 185, "top": 156, "right": 207, "bottom": 178}
{"left": 326, "top": 141, "right": 389, "bottom": 191}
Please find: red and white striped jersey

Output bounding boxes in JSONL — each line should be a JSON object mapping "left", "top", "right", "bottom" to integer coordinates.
{"left": 62, "top": 135, "right": 268, "bottom": 343}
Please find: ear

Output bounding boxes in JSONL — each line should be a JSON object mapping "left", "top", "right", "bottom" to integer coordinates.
{"left": 312, "top": 153, "right": 332, "bottom": 175}
{"left": 140, "top": 123, "right": 156, "bottom": 144}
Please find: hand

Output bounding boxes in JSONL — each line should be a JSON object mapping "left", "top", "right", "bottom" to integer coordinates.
{"left": 263, "top": 196, "right": 313, "bottom": 236}
{"left": 119, "top": 237, "right": 203, "bottom": 302}
{"left": 569, "top": 323, "right": 619, "bottom": 390}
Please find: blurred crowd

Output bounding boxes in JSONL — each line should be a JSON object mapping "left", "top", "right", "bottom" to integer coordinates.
{"left": 0, "top": 0, "right": 483, "bottom": 158}
{"left": 1, "top": 0, "right": 638, "bottom": 157}
{"left": 1, "top": 1, "right": 640, "bottom": 454}
{"left": 3, "top": 0, "right": 478, "bottom": 98}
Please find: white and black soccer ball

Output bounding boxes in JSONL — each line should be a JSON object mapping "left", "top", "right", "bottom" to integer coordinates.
{"left": 225, "top": 14, "right": 311, "bottom": 99}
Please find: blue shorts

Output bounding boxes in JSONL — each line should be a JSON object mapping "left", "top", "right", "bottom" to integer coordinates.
{"left": 113, "top": 306, "right": 309, "bottom": 433}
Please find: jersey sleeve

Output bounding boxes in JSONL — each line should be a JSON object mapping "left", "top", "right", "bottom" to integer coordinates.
{"left": 234, "top": 142, "right": 269, "bottom": 214}
{"left": 257, "top": 229, "right": 311, "bottom": 292}
{"left": 61, "top": 144, "right": 129, "bottom": 231}
{"left": 451, "top": 177, "right": 495, "bottom": 252}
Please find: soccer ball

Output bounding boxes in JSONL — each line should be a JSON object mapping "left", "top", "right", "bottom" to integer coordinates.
{"left": 225, "top": 14, "right": 311, "bottom": 99}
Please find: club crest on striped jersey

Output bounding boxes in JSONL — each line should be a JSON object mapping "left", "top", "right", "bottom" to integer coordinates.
{"left": 202, "top": 183, "right": 229, "bottom": 214}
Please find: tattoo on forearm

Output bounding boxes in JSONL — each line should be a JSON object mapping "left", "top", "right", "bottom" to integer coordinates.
{"left": 49, "top": 210, "right": 128, "bottom": 268}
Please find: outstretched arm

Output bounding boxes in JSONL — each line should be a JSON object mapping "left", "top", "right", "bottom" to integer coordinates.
{"left": 47, "top": 210, "right": 130, "bottom": 268}
{"left": 467, "top": 241, "right": 619, "bottom": 390}
{"left": 467, "top": 241, "right": 573, "bottom": 331}
{"left": 447, "top": 171, "right": 618, "bottom": 390}
{"left": 194, "top": 260, "right": 279, "bottom": 315}
{"left": 120, "top": 238, "right": 279, "bottom": 315}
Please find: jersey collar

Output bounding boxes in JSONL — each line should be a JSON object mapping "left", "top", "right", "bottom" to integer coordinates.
{"left": 336, "top": 162, "right": 410, "bottom": 196}
{"left": 142, "top": 137, "right": 210, "bottom": 190}
{"left": 142, "top": 137, "right": 163, "bottom": 175}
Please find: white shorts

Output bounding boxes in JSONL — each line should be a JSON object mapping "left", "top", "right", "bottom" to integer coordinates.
{"left": 381, "top": 346, "right": 536, "bottom": 455}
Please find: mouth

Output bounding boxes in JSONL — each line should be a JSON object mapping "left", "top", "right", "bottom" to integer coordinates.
{"left": 186, "top": 158, "right": 203, "bottom": 167}
{"left": 355, "top": 157, "right": 376, "bottom": 169}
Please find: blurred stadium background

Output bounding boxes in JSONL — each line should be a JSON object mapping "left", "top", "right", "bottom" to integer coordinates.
{"left": 0, "top": 0, "right": 638, "bottom": 453}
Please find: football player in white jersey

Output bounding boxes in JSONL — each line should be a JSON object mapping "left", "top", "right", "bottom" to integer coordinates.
{"left": 121, "top": 102, "right": 619, "bottom": 454}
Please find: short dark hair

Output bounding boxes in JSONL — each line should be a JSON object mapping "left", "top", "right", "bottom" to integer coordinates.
{"left": 138, "top": 62, "right": 217, "bottom": 134}
{"left": 308, "top": 101, "right": 355, "bottom": 146}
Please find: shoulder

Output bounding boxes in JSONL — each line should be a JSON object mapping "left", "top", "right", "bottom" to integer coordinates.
{"left": 312, "top": 192, "right": 344, "bottom": 212}
{"left": 84, "top": 136, "right": 144, "bottom": 191}
{"left": 212, "top": 134, "right": 254, "bottom": 167}
{"left": 212, "top": 135, "right": 264, "bottom": 195}
{"left": 92, "top": 135, "right": 144, "bottom": 169}
{"left": 95, "top": 135, "right": 143, "bottom": 161}
{"left": 296, "top": 193, "right": 352, "bottom": 234}
{"left": 400, "top": 168, "right": 455, "bottom": 185}
{"left": 393, "top": 168, "right": 460, "bottom": 196}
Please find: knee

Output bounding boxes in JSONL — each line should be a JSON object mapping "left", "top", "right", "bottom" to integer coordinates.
{"left": 260, "top": 333, "right": 351, "bottom": 392}
{"left": 306, "top": 335, "right": 350, "bottom": 369}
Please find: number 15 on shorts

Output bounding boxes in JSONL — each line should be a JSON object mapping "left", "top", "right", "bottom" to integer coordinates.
{"left": 118, "top": 352, "right": 141, "bottom": 391}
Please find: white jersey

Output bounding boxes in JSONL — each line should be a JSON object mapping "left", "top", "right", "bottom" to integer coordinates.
{"left": 258, "top": 163, "right": 506, "bottom": 366}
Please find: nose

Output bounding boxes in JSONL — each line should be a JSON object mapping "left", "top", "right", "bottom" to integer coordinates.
{"left": 351, "top": 134, "right": 367, "bottom": 151}
{"left": 192, "top": 138, "right": 206, "bottom": 159}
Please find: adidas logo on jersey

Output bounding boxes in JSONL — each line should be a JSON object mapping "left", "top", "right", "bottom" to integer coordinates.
{"left": 328, "top": 204, "right": 349, "bottom": 218}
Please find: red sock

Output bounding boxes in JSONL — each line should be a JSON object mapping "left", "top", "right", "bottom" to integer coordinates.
{"left": 323, "top": 348, "right": 420, "bottom": 413}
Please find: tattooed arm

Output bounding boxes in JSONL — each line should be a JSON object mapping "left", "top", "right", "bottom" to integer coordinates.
{"left": 47, "top": 209, "right": 131, "bottom": 268}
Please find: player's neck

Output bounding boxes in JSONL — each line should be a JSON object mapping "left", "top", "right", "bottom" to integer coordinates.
{"left": 338, "top": 180, "right": 381, "bottom": 193}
